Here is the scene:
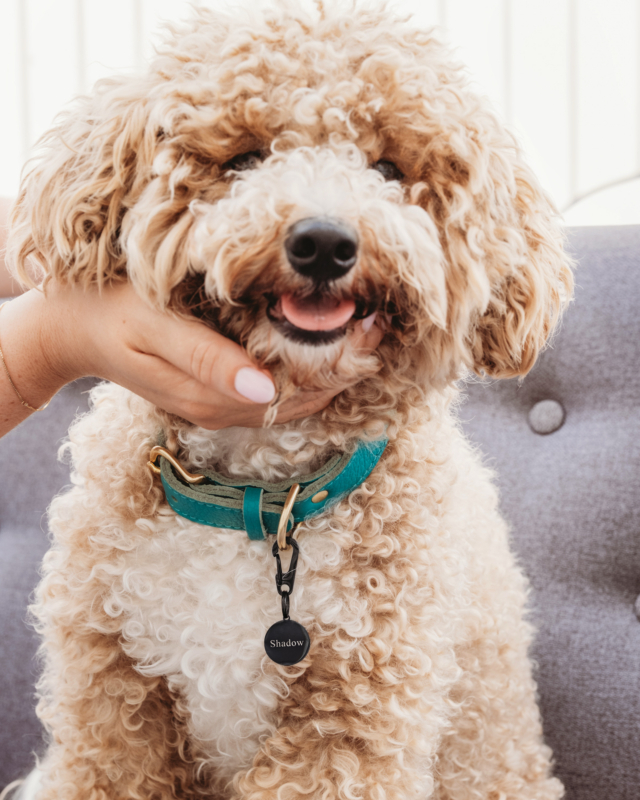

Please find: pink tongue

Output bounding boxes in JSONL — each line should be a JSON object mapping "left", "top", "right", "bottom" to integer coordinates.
{"left": 281, "top": 294, "right": 356, "bottom": 331}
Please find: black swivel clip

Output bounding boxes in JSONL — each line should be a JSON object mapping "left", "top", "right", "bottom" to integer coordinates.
{"left": 272, "top": 536, "right": 300, "bottom": 620}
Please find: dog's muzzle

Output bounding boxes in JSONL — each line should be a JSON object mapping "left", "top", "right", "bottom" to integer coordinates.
{"left": 266, "top": 217, "right": 361, "bottom": 345}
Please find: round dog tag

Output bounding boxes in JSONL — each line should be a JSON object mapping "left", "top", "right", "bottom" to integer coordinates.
{"left": 264, "top": 619, "right": 310, "bottom": 666}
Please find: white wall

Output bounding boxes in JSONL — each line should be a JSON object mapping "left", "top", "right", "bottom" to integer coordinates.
{"left": 1, "top": 0, "right": 639, "bottom": 220}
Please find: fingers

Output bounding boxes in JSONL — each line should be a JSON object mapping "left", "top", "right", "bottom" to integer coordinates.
{"left": 348, "top": 314, "right": 384, "bottom": 352}
{"left": 138, "top": 312, "right": 383, "bottom": 423}
{"left": 118, "top": 290, "right": 276, "bottom": 406}
{"left": 43, "top": 282, "right": 277, "bottom": 426}
{"left": 50, "top": 280, "right": 386, "bottom": 429}
{"left": 119, "top": 350, "right": 274, "bottom": 429}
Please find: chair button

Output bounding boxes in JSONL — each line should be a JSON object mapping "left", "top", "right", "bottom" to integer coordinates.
{"left": 528, "top": 399, "right": 565, "bottom": 435}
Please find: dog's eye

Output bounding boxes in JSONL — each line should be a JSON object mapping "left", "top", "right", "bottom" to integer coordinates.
{"left": 373, "top": 160, "right": 404, "bottom": 182}
{"left": 221, "top": 151, "right": 263, "bottom": 172}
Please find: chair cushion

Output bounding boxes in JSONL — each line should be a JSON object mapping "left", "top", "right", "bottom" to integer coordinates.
{"left": 1, "top": 227, "right": 639, "bottom": 797}
{"left": 461, "top": 225, "right": 640, "bottom": 800}
{"left": 0, "top": 378, "right": 95, "bottom": 789}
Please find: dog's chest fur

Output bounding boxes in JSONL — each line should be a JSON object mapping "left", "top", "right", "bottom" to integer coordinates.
{"left": 98, "top": 422, "right": 387, "bottom": 777}
{"left": 105, "top": 470, "right": 348, "bottom": 778}
{"left": 46, "top": 383, "right": 515, "bottom": 787}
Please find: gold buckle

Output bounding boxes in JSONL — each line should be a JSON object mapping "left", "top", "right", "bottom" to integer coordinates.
{"left": 147, "top": 445, "right": 206, "bottom": 485}
{"left": 277, "top": 483, "right": 300, "bottom": 551}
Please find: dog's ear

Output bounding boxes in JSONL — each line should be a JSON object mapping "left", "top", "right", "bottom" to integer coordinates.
{"left": 466, "top": 157, "right": 575, "bottom": 378}
{"left": 469, "top": 190, "right": 574, "bottom": 379}
{"left": 8, "top": 8, "right": 236, "bottom": 305}
{"left": 8, "top": 75, "right": 158, "bottom": 291}
{"left": 411, "top": 99, "right": 574, "bottom": 379}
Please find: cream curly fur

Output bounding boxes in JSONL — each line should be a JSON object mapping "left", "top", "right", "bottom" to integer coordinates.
{"left": 7, "top": 2, "right": 573, "bottom": 798}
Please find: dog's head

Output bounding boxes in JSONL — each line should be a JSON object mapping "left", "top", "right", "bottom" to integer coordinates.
{"left": 11, "top": 2, "right": 573, "bottom": 424}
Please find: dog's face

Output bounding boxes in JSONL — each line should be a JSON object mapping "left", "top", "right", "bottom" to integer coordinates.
{"left": 177, "top": 143, "right": 446, "bottom": 396}
{"left": 13, "top": 2, "right": 573, "bottom": 413}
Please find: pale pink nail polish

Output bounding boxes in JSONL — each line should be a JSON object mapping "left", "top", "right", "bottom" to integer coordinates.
{"left": 234, "top": 367, "right": 276, "bottom": 404}
{"left": 362, "top": 311, "right": 378, "bottom": 333}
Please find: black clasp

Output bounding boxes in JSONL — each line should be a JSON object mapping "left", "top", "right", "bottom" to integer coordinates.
{"left": 272, "top": 536, "right": 300, "bottom": 620}
{"left": 272, "top": 536, "right": 299, "bottom": 595}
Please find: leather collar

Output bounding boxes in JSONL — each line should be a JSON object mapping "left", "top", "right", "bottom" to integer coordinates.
{"left": 155, "top": 437, "right": 388, "bottom": 540}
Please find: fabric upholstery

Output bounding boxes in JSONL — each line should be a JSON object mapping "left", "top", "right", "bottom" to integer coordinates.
{"left": 461, "top": 225, "right": 640, "bottom": 800}
{"left": 0, "top": 377, "right": 96, "bottom": 788}
{"left": 1, "top": 225, "right": 639, "bottom": 796}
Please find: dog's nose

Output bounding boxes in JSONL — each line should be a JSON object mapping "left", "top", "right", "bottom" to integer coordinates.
{"left": 285, "top": 218, "right": 358, "bottom": 281}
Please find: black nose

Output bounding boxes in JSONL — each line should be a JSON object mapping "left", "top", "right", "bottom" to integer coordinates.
{"left": 284, "top": 218, "right": 358, "bottom": 281}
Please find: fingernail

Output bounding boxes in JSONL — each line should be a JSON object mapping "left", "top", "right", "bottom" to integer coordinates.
{"left": 362, "top": 311, "right": 377, "bottom": 333}
{"left": 234, "top": 367, "right": 276, "bottom": 404}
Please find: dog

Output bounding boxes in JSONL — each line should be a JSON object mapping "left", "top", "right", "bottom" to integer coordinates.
{"left": 7, "top": 2, "right": 573, "bottom": 798}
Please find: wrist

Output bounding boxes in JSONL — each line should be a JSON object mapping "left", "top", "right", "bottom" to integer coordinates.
{"left": 0, "top": 289, "right": 77, "bottom": 409}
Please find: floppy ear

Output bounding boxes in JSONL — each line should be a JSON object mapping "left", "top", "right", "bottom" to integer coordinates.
{"left": 8, "top": 75, "right": 159, "bottom": 291}
{"left": 467, "top": 160, "right": 574, "bottom": 378}
{"left": 408, "top": 78, "right": 574, "bottom": 379}
{"left": 7, "top": 10, "right": 234, "bottom": 307}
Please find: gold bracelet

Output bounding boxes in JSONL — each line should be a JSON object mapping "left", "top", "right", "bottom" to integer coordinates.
{"left": 0, "top": 301, "right": 51, "bottom": 412}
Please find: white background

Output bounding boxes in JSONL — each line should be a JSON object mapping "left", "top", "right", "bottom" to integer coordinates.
{"left": 1, "top": 0, "right": 639, "bottom": 224}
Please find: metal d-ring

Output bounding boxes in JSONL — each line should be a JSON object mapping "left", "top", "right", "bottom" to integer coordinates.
{"left": 277, "top": 483, "right": 300, "bottom": 551}
{"left": 147, "top": 445, "right": 206, "bottom": 485}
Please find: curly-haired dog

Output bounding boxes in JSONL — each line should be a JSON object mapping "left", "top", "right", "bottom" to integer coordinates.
{"left": 7, "top": 2, "right": 573, "bottom": 799}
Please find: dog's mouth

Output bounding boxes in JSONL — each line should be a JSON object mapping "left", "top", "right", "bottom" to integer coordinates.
{"left": 266, "top": 292, "right": 359, "bottom": 345}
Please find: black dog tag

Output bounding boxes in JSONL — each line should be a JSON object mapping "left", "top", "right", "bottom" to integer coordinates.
{"left": 265, "top": 536, "right": 311, "bottom": 665}
{"left": 264, "top": 618, "right": 310, "bottom": 665}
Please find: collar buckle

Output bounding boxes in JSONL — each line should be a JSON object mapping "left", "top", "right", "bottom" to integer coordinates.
{"left": 148, "top": 445, "right": 205, "bottom": 485}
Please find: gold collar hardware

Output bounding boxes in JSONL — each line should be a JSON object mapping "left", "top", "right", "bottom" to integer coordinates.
{"left": 147, "top": 445, "right": 206, "bottom": 485}
{"left": 277, "top": 483, "right": 300, "bottom": 551}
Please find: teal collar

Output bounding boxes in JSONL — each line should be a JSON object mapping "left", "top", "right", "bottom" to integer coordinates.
{"left": 156, "top": 437, "right": 388, "bottom": 540}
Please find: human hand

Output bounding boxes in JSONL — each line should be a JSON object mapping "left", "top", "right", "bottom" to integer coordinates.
{"left": 0, "top": 282, "right": 382, "bottom": 432}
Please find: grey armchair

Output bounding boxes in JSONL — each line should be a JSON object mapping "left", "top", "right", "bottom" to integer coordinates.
{"left": 2, "top": 225, "right": 639, "bottom": 799}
